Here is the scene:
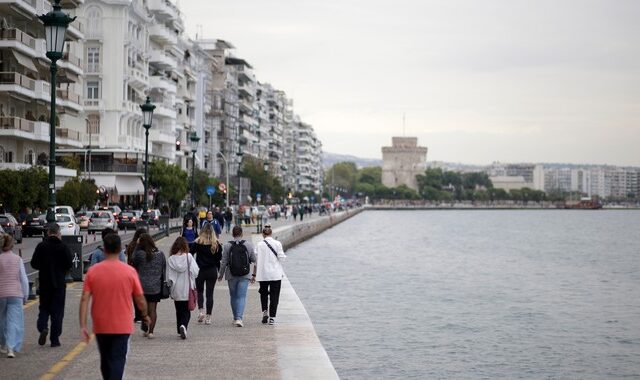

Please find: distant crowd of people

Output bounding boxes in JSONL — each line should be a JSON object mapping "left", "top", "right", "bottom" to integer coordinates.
{"left": 0, "top": 218, "right": 286, "bottom": 380}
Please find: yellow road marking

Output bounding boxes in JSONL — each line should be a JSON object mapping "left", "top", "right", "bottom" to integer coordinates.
{"left": 40, "top": 334, "right": 94, "bottom": 380}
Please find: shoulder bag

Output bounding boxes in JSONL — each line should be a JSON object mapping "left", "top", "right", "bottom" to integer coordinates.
{"left": 186, "top": 253, "right": 197, "bottom": 311}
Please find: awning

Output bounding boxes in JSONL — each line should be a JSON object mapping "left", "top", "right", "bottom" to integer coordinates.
{"left": 92, "top": 175, "right": 116, "bottom": 190}
{"left": 115, "top": 176, "right": 144, "bottom": 195}
{"left": 58, "top": 69, "right": 79, "bottom": 83}
{"left": 12, "top": 50, "right": 37, "bottom": 72}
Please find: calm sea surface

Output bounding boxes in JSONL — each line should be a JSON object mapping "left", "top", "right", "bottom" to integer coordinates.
{"left": 285, "top": 210, "right": 640, "bottom": 379}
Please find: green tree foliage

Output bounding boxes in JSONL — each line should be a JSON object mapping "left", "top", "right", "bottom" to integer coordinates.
{"left": 324, "top": 162, "right": 358, "bottom": 195}
{"left": 0, "top": 168, "right": 48, "bottom": 213}
{"left": 56, "top": 178, "right": 98, "bottom": 211}
{"left": 149, "top": 160, "right": 188, "bottom": 214}
{"left": 189, "top": 168, "right": 228, "bottom": 208}
{"left": 239, "top": 157, "right": 285, "bottom": 204}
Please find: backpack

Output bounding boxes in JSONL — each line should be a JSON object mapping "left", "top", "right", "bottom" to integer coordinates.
{"left": 228, "top": 240, "right": 250, "bottom": 276}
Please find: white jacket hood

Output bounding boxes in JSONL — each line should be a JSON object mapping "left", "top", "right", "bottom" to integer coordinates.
{"left": 168, "top": 254, "right": 189, "bottom": 273}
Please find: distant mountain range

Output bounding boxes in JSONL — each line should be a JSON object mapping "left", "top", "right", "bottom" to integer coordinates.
{"left": 322, "top": 152, "right": 382, "bottom": 168}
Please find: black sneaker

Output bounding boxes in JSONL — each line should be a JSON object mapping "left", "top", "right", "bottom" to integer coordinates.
{"left": 141, "top": 322, "right": 148, "bottom": 333}
{"left": 262, "top": 311, "right": 268, "bottom": 324}
{"left": 38, "top": 329, "right": 48, "bottom": 346}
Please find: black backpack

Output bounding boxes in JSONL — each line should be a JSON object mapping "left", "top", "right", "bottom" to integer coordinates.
{"left": 229, "top": 240, "right": 250, "bottom": 276}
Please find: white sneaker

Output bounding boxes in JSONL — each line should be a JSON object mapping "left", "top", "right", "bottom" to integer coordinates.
{"left": 197, "top": 310, "right": 205, "bottom": 323}
{"left": 7, "top": 349, "right": 15, "bottom": 358}
{"left": 234, "top": 320, "right": 243, "bottom": 327}
{"left": 0, "top": 346, "right": 7, "bottom": 354}
{"left": 268, "top": 317, "right": 275, "bottom": 325}
{"left": 179, "top": 325, "right": 187, "bottom": 339}
{"left": 205, "top": 315, "right": 212, "bottom": 325}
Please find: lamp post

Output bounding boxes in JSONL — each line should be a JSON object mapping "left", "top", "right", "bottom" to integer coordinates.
{"left": 39, "top": 0, "right": 75, "bottom": 224}
{"left": 189, "top": 131, "right": 200, "bottom": 208}
{"left": 139, "top": 97, "right": 155, "bottom": 212}
{"left": 236, "top": 148, "right": 244, "bottom": 206}
{"left": 216, "top": 151, "right": 230, "bottom": 209}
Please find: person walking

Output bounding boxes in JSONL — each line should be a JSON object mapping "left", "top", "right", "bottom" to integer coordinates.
{"left": 213, "top": 207, "right": 225, "bottom": 233}
{"left": 0, "top": 234, "right": 29, "bottom": 358}
{"left": 80, "top": 233, "right": 150, "bottom": 380}
{"left": 30, "top": 223, "right": 72, "bottom": 347}
{"left": 218, "top": 226, "right": 256, "bottom": 327}
{"left": 299, "top": 204, "right": 305, "bottom": 221}
{"left": 190, "top": 224, "right": 222, "bottom": 325}
{"left": 167, "top": 237, "right": 199, "bottom": 339}
{"left": 125, "top": 228, "right": 148, "bottom": 265}
{"left": 224, "top": 207, "right": 233, "bottom": 234}
{"left": 90, "top": 228, "right": 126, "bottom": 266}
{"left": 253, "top": 225, "right": 286, "bottom": 325}
{"left": 201, "top": 211, "right": 221, "bottom": 237}
{"left": 292, "top": 205, "right": 299, "bottom": 221}
{"left": 131, "top": 234, "right": 166, "bottom": 338}
{"left": 181, "top": 219, "right": 198, "bottom": 251}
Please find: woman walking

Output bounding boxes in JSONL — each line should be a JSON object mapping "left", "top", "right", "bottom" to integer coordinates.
{"left": 131, "top": 234, "right": 166, "bottom": 338}
{"left": 181, "top": 219, "right": 198, "bottom": 251}
{"left": 126, "top": 227, "right": 147, "bottom": 323}
{"left": 190, "top": 224, "right": 222, "bottom": 325}
{"left": 167, "top": 237, "right": 199, "bottom": 339}
{"left": 0, "top": 234, "right": 29, "bottom": 358}
{"left": 253, "top": 225, "right": 286, "bottom": 325}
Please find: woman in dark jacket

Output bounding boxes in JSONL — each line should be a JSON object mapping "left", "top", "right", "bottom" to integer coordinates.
{"left": 132, "top": 234, "right": 166, "bottom": 338}
{"left": 189, "top": 223, "right": 222, "bottom": 325}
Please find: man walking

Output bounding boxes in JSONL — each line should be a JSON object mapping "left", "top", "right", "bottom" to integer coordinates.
{"left": 218, "top": 226, "right": 256, "bottom": 327}
{"left": 254, "top": 224, "right": 286, "bottom": 325}
{"left": 201, "top": 210, "right": 221, "bottom": 237}
{"left": 30, "top": 223, "right": 72, "bottom": 347}
{"left": 213, "top": 207, "right": 225, "bottom": 233}
{"left": 80, "top": 233, "right": 149, "bottom": 380}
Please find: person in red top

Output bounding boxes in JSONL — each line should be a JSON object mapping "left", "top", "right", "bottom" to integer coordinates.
{"left": 79, "top": 234, "right": 149, "bottom": 380}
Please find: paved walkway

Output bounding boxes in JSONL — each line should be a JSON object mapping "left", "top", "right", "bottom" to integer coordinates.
{"left": 3, "top": 212, "right": 339, "bottom": 380}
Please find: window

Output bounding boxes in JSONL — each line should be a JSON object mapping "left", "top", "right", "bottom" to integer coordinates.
{"left": 4, "top": 150, "right": 13, "bottom": 163}
{"left": 0, "top": 146, "right": 4, "bottom": 163}
{"left": 24, "top": 149, "right": 34, "bottom": 165}
{"left": 87, "top": 81, "right": 100, "bottom": 99}
{"left": 86, "top": 7, "right": 102, "bottom": 38}
{"left": 87, "top": 47, "right": 100, "bottom": 72}
{"left": 87, "top": 114, "right": 100, "bottom": 134}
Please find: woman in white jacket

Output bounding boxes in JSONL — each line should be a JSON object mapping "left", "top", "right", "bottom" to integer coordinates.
{"left": 253, "top": 224, "right": 286, "bottom": 325}
{"left": 166, "top": 236, "right": 199, "bottom": 339}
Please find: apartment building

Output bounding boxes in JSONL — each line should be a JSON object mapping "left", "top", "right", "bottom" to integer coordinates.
{"left": 488, "top": 163, "right": 545, "bottom": 192}
{"left": 0, "top": 0, "right": 84, "bottom": 185}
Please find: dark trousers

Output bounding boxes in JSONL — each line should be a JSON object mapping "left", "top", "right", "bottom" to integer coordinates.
{"left": 259, "top": 280, "right": 282, "bottom": 318}
{"left": 196, "top": 267, "right": 217, "bottom": 314}
{"left": 95, "top": 334, "right": 130, "bottom": 380}
{"left": 37, "top": 286, "right": 66, "bottom": 344}
{"left": 174, "top": 301, "right": 190, "bottom": 334}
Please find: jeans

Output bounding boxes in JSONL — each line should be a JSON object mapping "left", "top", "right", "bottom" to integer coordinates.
{"left": 0, "top": 297, "right": 24, "bottom": 352}
{"left": 224, "top": 221, "right": 232, "bottom": 233}
{"left": 37, "top": 286, "right": 66, "bottom": 345}
{"left": 259, "top": 281, "right": 282, "bottom": 318}
{"left": 196, "top": 267, "right": 217, "bottom": 314}
{"left": 227, "top": 277, "right": 249, "bottom": 320}
{"left": 95, "top": 334, "right": 130, "bottom": 380}
{"left": 174, "top": 301, "right": 190, "bottom": 334}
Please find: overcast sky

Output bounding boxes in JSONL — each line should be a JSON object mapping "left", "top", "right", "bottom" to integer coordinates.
{"left": 180, "top": 0, "right": 640, "bottom": 166}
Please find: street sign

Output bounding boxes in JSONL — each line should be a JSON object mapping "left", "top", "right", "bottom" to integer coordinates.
{"left": 206, "top": 185, "right": 215, "bottom": 196}
{"left": 219, "top": 183, "right": 226, "bottom": 192}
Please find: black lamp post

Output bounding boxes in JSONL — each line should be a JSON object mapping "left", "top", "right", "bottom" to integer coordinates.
{"left": 189, "top": 131, "right": 200, "bottom": 208}
{"left": 139, "top": 97, "right": 155, "bottom": 212}
{"left": 39, "top": 0, "right": 75, "bottom": 224}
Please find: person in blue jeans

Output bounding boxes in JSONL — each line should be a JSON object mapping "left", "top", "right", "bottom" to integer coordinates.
{"left": 218, "top": 226, "right": 256, "bottom": 327}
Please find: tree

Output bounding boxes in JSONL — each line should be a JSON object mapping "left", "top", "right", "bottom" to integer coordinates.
{"left": 57, "top": 178, "right": 98, "bottom": 211}
{"left": 149, "top": 161, "right": 188, "bottom": 216}
{"left": 358, "top": 167, "right": 382, "bottom": 185}
{"left": 238, "top": 157, "right": 285, "bottom": 205}
{"left": 0, "top": 168, "right": 48, "bottom": 213}
{"left": 325, "top": 162, "right": 358, "bottom": 196}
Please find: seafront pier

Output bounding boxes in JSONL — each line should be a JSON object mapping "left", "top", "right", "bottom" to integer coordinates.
{"left": 5, "top": 209, "right": 362, "bottom": 380}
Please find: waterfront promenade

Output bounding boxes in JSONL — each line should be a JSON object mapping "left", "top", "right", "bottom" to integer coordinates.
{"left": 4, "top": 211, "right": 354, "bottom": 379}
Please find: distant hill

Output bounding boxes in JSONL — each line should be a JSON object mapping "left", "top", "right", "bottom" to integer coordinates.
{"left": 322, "top": 152, "right": 382, "bottom": 169}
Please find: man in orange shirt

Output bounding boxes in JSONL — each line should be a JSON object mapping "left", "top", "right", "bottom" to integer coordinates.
{"left": 79, "top": 234, "right": 150, "bottom": 380}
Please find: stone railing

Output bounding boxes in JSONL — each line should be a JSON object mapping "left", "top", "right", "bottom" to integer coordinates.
{"left": 0, "top": 72, "right": 36, "bottom": 91}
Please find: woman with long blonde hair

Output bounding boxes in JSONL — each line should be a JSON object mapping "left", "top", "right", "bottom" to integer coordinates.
{"left": 190, "top": 224, "right": 222, "bottom": 324}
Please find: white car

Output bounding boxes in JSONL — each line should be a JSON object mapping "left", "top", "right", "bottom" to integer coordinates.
{"left": 55, "top": 214, "right": 80, "bottom": 236}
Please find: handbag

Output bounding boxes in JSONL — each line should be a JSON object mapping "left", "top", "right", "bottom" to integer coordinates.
{"left": 160, "top": 261, "right": 170, "bottom": 299}
{"left": 186, "top": 253, "right": 197, "bottom": 311}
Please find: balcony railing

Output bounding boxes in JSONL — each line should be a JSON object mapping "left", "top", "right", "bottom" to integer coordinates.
{"left": 84, "top": 99, "right": 103, "bottom": 108}
{"left": 62, "top": 51, "right": 82, "bottom": 68}
{"left": 0, "top": 116, "right": 35, "bottom": 133}
{"left": 0, "top": 72, "right": 36, "bottom": 91}
{"left": 90, "top": 163, "right": 144, "bottom": 173}
{"left": 85, "top": 63, "right": 101, "bottom": 73}
{"left": 0, "top": 28, "right": 37, "bottom": 50}
{"left": 55, "top": 128, "right": 80, "bottom": 140}
{"left": 56, "top": 89, "right": 81, "bottom": 104}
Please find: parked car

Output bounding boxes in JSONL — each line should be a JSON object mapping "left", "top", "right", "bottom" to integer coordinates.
{"left": 97, "top": 205, "right": 122, "bottom": 218}
{"left": 0, "top": 214, "right": 23, "bottom": 243}
{"left": 55, "top": 206, "right": 75, "bottom": 216}
{"left": 55, "top": 214, "right": 80, "bottom": 236}
{"left": 22, "top": 213, "right": 46, "bottom": 237}
{"left": 141, "top": 209, "right": 161, "bottom": 226}
{"left": 88, "top": 210, "right": 117, "bottom": 234}
{"left": 117, "top": 210, "right": 142, "bottom": 230}
{"left": 75, "top": 211, "right": 90, "bottom": 229}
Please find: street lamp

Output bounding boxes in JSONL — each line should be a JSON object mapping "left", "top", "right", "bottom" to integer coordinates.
{"left": 216, "top": 151, "right": 230, "bottom": 209}
{"left": 189, "top": 131, "right": 200, "bottom": 208}
{"left": 139, "top": 97, "right": 155, "bottom": 212}
{"left": 39, "top": 0, "right": 75, "bottom": 223}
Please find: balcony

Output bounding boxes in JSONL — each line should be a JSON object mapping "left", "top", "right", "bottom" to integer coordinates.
{"left": 83, "top": 133, "right": 106, "bottom": 148}
{"left": 128, "top": 66, "right": 149, "bottom": 88}
{"left": 59, "top": 51, "right": 83, "bottom": 75}
{"left": 0, "top": 28, "right": 37, "bottom": 57}
{"left": 66, "top": 20, "right": 84, "bottom": 41}
{"left": 0, "top": 116, "right": 34, "bottom": 133}
{"left": 153, "top": 103, "right": 176, "bottom": 119}
{"left": 149, "top": 75, "right": 176, "bottom": 93}
{"left": 122, "top": 100, "right": 142, "bottom": 116}
{"left": 148, "top": 24, "right": 177, "bottom": 45}
{"left": 84, "top": 99, "right": 104, "bottom": 111}
{"left": 117, "top": 135, "right": 144, "bottom": 150}
{"left": 147, "top": 0, "right": 179, "bottom": 20}
{"left": 56, "top": 89, "right": 82, "bottom": 112}
{"left": 90, "top": 163, "right": 144, "bottom": 174}
{"left": 150, "top": 129, "right": 175, "bottom": 145}
{"left": 148, "top": 49, "right": 177, "bottom": 69}
{"left": 0, "top": 72, "right": 36, "bottom": 97}
{"left": 84, "top": 62, "right": 101, "bottom": 75}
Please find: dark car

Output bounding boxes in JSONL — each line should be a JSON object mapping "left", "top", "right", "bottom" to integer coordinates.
{"left": 0, "top": 214, "right": 23, "bottom": 243}
{"left": 141, "top": 209, "right": 161, "bottom": 226}
{"left": 22, "top": 213, "right": 46, "bottom": 237}
{"left": 117, "top": 210, "right": 142, "bottom": 230}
